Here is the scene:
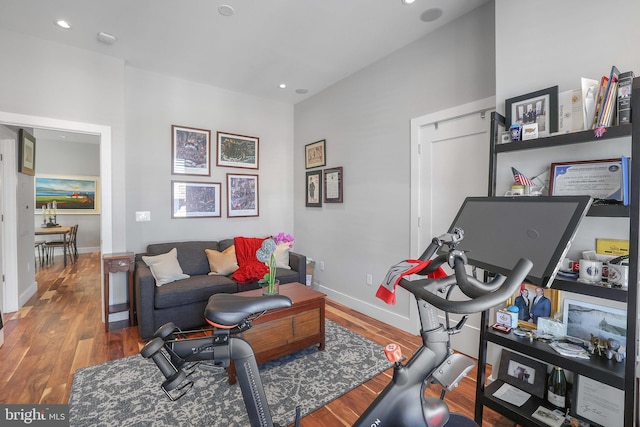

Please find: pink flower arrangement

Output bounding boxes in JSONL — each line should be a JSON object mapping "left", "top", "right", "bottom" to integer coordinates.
{"left": 273, "top": 232, "right": 294, "bottom": 247}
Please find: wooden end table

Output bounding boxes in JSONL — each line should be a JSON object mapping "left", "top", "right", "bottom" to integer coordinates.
{"left": 228, "top": 282, "right": 326, "bottom": 384}
{"left": 102, "top": 252, "right": 136, "bottom": 332}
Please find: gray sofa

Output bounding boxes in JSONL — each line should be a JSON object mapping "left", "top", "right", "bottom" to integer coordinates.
{"left": 135, "top": 239, "right": 306, "bottom": 339}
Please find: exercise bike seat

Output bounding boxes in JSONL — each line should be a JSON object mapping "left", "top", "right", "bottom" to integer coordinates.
{"left": 205, "top": 293, "right": 292, "bottom": 328}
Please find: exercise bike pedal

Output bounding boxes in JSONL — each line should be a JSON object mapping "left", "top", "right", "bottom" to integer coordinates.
{"left": 161, "top": 370, "right": 193, "bottom": 401}
{"left": 431, "top": 353, "right": 475, "bottom": 392}
{"left": 383, "top": 343, "right": 404, "bottom": 363}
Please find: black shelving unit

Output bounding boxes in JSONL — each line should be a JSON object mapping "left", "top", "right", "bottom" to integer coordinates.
{"left": 475, "top": 77, "right": 640, "bottom": 427}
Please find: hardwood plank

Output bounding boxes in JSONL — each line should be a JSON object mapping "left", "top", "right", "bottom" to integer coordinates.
{"left": 0, "top": 252, "right": 514, "bottom": 426}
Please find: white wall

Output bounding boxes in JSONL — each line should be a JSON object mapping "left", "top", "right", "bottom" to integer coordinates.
{"left": 124, "top": 68, "right": 294, "bottom": 252}
{"left": 293, "top": 2, "right": 496, "bottom": 330}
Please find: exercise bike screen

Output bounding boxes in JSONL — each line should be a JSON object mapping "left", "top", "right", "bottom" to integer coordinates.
{"left": 445, "top": 196, "right": 592, "bottom": 287}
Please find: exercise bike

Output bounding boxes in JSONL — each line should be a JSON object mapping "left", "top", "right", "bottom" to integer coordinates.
{"left": 141, "top": 228, "right": 532, "bottom": 427}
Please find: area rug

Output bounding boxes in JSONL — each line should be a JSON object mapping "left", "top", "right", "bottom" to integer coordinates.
{"left": 69, "top": 320, "right": 391, "bottom": 426}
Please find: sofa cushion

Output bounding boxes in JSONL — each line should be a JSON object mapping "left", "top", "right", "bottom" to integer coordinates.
{"left": 154, "top": 275, "right": 238, "bottom": 309}
{"left": 206, "top": 246, "right": 239, "bottom": 276}
{"left": 142, "top": 248, "right": 190, "bottom": 286}
{"left": 147, "top": 241, "right": 219, "bottom": 276}
{"left": 274, "top": 242, "right": 293, "bottom": 269}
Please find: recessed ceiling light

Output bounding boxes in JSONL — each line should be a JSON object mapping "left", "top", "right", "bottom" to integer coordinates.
{"left": 421, "top": 8, "right": 443, "bottom": 22}
{"left": 295, "top": 89, "right": 309, "bottom": 95}
{"left": 55, "top": 20, "right": 71, "bottom": 29}
{"left": 279, "top": 83, "right": 287, "bottom": 89}
{"left": 401, "top": 0, "right": 416, "bottom": 4}
{"left": 97, "top": 32, "right": 117, "bottom": 45}
{"left": 218, "top": 5, "right": 234, "bottom": 16}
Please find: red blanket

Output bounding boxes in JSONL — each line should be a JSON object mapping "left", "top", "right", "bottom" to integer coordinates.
{"left": 231, "top": 237, "right": 269, "bottom": 284}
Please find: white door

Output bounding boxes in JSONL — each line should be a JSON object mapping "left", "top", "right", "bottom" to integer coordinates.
{"left": 410, "top": 98, "right": 494, "bottom": 358}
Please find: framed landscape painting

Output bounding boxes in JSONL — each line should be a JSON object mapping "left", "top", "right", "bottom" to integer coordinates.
{"left": 217, "top": 131, "right": 259, "bottom": 169}
{"left": 35, "top": 174, "right": 100, "bottom": 214}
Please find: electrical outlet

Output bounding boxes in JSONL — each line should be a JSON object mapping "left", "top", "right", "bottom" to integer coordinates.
{"left": 320, "top": 261, "right": 325, "bottom": 271}
{"left": 366, "top": 274, "right": 373, "bottom": 286}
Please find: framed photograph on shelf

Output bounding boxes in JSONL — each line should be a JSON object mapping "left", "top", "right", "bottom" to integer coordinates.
{"left": 324, "top": 166, "right": 343, "bottom": 203}
{"left": 35, "top": 174, "right": 100, "bottom": 214}
{"left": 171, "top": 181, "right": 221, "bottom": 218}
{"left": 306, "top": 170, "right": 322, "bottom": 207}
{"left": 305, "top": 139, "right": 326, "bottom": 169}
{"left": 18, "top": 129, "right": 36, "bottom": 176}
{"left": 171, "top": 125, "right": 211, "bottom": 176}
{"left": 508, "top": 284, "right": 561, "bottom": 329}
{"left": 549, "top": 157, "right": 629, "bottom": 205}
{"left": 572, "top": 375, "right": 624, "bottom": 427}
{"left": 227, "top": 173, "right": 259, "bottom": 217}
{"left": 497, "top": 349, "right": 547, "bottom": 399}
{"left": 216, "top": 131, "right": 259, "bottom": 169}
{"left": 562, "top": 298, "right": 626, "bottom": 346}
{"left": 505, "top": 86, "right": 558, "bottom": 137}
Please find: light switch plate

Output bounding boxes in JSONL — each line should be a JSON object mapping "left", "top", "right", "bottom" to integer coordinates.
{"left": 136, "top": 211, "right": 151, "bottom": 222}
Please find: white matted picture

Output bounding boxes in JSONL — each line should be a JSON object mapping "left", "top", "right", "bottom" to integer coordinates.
{"left": 563, "top": 298, "right": 626, "bottom": 346}
{"left": 216, "top": 131, "right": 259, "bottom": 169}
{"left": 171, "top": 181, "right": 221, "bottom": 218}
{"left": 324, "top": 166, "right": 343, "bottom": 203}
{"left": 497, "top": 349, "right": 547, "bottom": 398}
{"left": 572, "top": 375, "right": 624, "bottom": 427}
{"left": 35, "top": 174, "right": 100, "bottom": 214}
{"left": 19, "top": 129, "right": 36, "bottom": 176}
{"left": 505, "top": 86, "right": 558, "bottom": 137}
{"left": 171, "top": 125, "right": 211, "bottom": 176}
{"left": 305, "top": 139, "right": 326, "bottom": 169}
{"left": 227, "top": 173, "right": 259, "bottom": 217}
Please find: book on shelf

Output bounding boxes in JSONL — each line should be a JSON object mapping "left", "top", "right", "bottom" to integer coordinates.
{"left": 582, "top": 77, "right": 599, "bottom": 130}
{"left": 617, "top": 70, "right": 634, "bottom": 125}
{"left": 596, "top": 65, "right": 620, "bottom": 128}
{"left": 591, "top": 75, "right": 609, "bottom": 129}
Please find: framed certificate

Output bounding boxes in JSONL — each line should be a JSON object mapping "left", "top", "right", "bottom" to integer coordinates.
{"left": 549, "top": 157, "right": 629, "bottom": 205}
{"left": 572, "top": 375, "right": 623, "bottom": 427}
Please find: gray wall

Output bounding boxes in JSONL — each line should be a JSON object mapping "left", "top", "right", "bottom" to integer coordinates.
{"left": 293, "top": 2, "right": 496, "bottom": 328}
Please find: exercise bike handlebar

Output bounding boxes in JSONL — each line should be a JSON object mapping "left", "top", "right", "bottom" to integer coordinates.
{"left": 398, "top": 257, "right": 532, "bottom": 315}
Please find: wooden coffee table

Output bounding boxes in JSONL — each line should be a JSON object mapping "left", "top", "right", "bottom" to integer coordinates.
{"left": 227, "top": 282, "right": 326, "bottom": 384}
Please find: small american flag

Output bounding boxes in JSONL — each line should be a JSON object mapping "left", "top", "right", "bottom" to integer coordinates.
{"left": 511, "top": 167, "right": 534, "bottom": 187}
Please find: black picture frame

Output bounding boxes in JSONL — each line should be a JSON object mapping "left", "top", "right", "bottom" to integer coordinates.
{"left": 306, "top": 170, "right": 322, "bottom": 207}
{"left": 323, "top": 166, "right": 343, "bottom": 203}
{"left": 497, "top": 349, "right": 547, "bottom": 399}
{"left": 18, "top": 129, "right": 36, "bottom": 176}
{"left": 305, "top": 139, "right": 326, "bottom": 169}
{"left": 572, "top": 375, "right": 624, "bottom": 427}
{"left": 505, "top": 86, "right": 558, "bottom": 137}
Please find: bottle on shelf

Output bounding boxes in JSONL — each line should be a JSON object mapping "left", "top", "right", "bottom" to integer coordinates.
{"left": 547, "top": 366, "right": 567, "bottom": 410}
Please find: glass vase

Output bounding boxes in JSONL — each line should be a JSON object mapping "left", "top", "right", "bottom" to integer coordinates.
{"left": 263, "top": 279, "right": 280, "bottom": 296}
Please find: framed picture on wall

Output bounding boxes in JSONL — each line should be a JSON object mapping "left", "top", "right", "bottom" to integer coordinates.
{"left": 505, "top": 86, "right": 558, "bottom": 137}
{"left": 305, "top": 139, "right": 326, "bottom": 169}
{"left": 171, "top": 125, "right": 211, "bottom": 176}
{"left": 171, "top": 181, "right": 221, "bottom": 218}
{"left": 18, "top": 129, "right": 36, "bottom": 176}
{"left": 306, "top": 170, "right": 322, "bottom": 207}
{"left": 324, "top": 166, "right": 343, "bottom": 203}
{"left": 227, "top": 173, "right": 259, "bottom": 217}
{"left": 217, "top": 131, "right": 259, "bottom": 169}
{"left": 35, "top": 174, "right": 100, "bottom": 214}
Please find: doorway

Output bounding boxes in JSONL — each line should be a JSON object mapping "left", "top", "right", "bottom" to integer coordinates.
{"left": 409, "top": 97, "right": 494, "bottom": 358}
{"left": 0, "top": 111, "right": 113, "bottom": 317}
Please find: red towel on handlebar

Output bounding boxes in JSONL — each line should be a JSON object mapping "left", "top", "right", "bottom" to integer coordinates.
{"left": 376, "top": 259, "right": 447, "bottom": 305}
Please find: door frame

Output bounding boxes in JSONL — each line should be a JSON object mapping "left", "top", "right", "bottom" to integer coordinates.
{"left": 0, "top": 111, "right": 112, "bottom": 313}
{"left": 408, "top": 97, "right": 495, "bottom": 333}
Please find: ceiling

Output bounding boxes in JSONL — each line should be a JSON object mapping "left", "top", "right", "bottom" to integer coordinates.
{"left": 0, "top": 0, "right": 488, "bottom": 105}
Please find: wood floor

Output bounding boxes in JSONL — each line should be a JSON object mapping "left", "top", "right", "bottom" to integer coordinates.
{"left": 0, "top": 252, "right": 513, "bottom": 426}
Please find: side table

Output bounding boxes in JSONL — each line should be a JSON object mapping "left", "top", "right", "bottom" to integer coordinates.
{"left": 102, "top": 252, "right": 135, "bottom": 332}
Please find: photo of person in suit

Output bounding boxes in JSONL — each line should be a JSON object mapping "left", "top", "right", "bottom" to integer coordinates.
{"left": 529, "top": 287, "right": 551, "bottom": 323}
{"left": 514, "top": 288, "right": 531, "bottom": 321}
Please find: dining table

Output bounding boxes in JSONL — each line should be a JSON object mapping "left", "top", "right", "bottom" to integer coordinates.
{"left": 35, "top": 225, "right": 72, "bottom": 266}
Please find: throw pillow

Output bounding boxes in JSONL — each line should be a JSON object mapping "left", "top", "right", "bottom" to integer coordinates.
{"left": 205, "top": 246, "right": 239, "bottom": 276}
{"left": 274, "top": 242, "right": 293, "bottom": 270}
{"left": 142, "top": 248, "right": 190, "bottom": 286}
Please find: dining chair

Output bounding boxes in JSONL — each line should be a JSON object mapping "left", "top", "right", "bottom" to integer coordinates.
{"left": 45, "top": 224, "right": 78, "bottom": 265}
